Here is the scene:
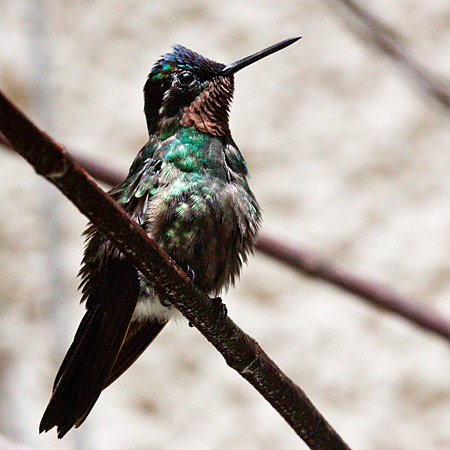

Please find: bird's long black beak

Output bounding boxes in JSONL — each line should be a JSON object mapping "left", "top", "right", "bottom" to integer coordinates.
{"left": 220, "top": 36, "right": 301, "bottom": 76}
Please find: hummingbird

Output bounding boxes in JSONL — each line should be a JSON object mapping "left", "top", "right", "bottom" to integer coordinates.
{"left": 40, "top": 36, "right": 300, "bottom": 438}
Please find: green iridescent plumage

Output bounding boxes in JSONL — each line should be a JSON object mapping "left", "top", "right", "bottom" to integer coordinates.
{"left": 111, "top": 125, "right": 260, "bottom": 294}
{"left": 40, "top": 37, "right": 299, "bottom": 439}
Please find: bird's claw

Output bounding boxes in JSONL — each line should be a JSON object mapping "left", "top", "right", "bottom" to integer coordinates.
{"left": 185, "top": 265, "right": 195, "bottom": 283}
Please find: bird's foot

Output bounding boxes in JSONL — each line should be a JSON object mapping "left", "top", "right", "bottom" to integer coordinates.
{"left": 188, "top": 297, "right": 227, "bottom": 327}
{"left": 212, "top": 296, "right": 227, "bottom": 320}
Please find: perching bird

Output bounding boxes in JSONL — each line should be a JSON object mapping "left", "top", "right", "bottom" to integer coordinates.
{"left": 40, "top": 37, "right": 300, "bottom": 438}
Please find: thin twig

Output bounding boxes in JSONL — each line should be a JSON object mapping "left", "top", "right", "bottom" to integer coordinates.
{"left": 256, "top": 236, "right": 450, "bottom": 341}
{"left": 326, "top": 0, "right": 450, "bottom": 109}
{"left": 0, "top": 90, "right": 351, "bottom": 450}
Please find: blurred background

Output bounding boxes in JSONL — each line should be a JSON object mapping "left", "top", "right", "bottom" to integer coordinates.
{"left": 1, "top": 0, "right": 450, "bottom": 449}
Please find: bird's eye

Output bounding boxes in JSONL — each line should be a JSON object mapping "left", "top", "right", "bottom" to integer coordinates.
{"left": 176, "top": 71, "right": 197, "bottom": 87}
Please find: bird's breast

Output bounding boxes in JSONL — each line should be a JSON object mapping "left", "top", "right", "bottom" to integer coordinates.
{"left": 144, "top": 172, "right": 258, "bottom": 295}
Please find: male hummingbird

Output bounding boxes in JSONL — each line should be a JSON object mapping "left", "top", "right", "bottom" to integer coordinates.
{"left": 40, "top": 37, "right": 300, "bottom": 438}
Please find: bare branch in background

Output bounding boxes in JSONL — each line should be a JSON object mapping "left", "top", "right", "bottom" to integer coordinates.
{"left": 326, "top": 0, "right": 450, "bottom": 109}
{"left": 0, "top": 90, "right": 351, "bottom": 450}
{"left": 257, "top": 236, "right": 450, "bottom": 341}
{"left": 0, "top": 433, "right": 40, "bottom": 450}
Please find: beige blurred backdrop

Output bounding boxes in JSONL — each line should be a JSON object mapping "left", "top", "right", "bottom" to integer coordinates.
{"left": 1, "top": 1, "right": 450, "bottom": 449}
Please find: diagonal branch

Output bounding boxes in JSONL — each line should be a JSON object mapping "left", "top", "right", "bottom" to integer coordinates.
{"left": 2, "top": 130, "right": 450, "bottom": 343}
{"left": 326, "top": 0, "right": 450, "bottom": 109}
{"left": 0, "top": 90, "right": 351, "bottom": 450}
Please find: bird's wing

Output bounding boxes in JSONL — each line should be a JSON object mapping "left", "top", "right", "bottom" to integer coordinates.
{"left": 104, "top": 318, "right": 167, "bottom": 389}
